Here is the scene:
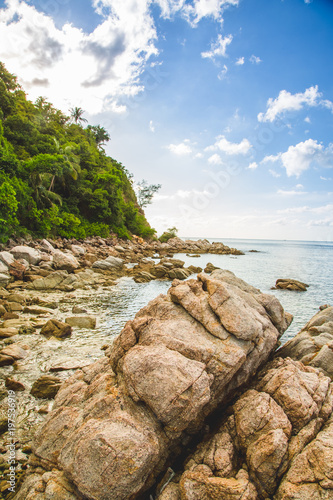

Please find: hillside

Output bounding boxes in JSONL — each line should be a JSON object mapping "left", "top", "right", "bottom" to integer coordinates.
{"left": 0, "top": 63, "right": 155, "bottom": 243}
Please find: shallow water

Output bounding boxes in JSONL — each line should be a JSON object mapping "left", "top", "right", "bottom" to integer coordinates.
{"left": 102, "top": 238, "right": 333, "bottom": 344}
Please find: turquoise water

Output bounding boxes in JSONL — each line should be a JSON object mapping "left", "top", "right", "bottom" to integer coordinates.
{"left": 103, "top": 239, "right": 333, "bottom": 344}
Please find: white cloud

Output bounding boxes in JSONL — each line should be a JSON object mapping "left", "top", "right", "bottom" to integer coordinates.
{"left": 258, "top": 85, "right": 333, "bottom": 123}
{"left": 0, "top": 0, "right": 160, "bottom": 113}
{"left": 201, "top": 34, "right": 233, "bottom": 59}
{"left": 277, "top": 189, "right": 308, "bottom": 196}
{"left": 235, "top": 56, "right": 244, "bottom": 65}
{"left": 182, "top": 0, "right": 239, "bottom": 26}
{"left": 218, "top": 64, "right": 228, "bottom": 80}
{"left": 249, "top": 55, "right": 261, "bottom": 64}
{"left": 0, "top": 0, "right": 240, "bottom": 115}
{"left": 248, "top": 162, "right": 258, "bottom": 170}
{"left": 269, "top": 169, "right": 281, "bottom": 178}
{"left": 208, "top": 154, "right": 223, "bottom": 164}
{"left": 304, "top": 116, "right": 311, "bottom": 123}
{"left": 149, "top": 120, "right": 155, "bottom": 132}
{"left": 166, "top": 141, "right": 192, "bottom": 155}
{"left": 206, "top": 135, "right": 252, "bottom": 155}
{"left": 263, "top": 139, "right": 330, "bottom": 177}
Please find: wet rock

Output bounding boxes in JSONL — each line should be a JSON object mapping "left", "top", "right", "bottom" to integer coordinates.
{"left": 40, "top": 319, "right": 72, "bottom": 338}
{"left": 167, "top": 268, "right": 192, "bottom": 280}
{"left": 10, "top": 245, "right": 42, "bottom": 265}
{"left": 274, "top": 278, "right": 309, "bottom": 291}
{"left": 65, "top": 316, "right": 96, "bottom": 329}
{"left": 30, "top": 375, "right": 63, "bottom": 399}
{"left": 25, "top": 271, "right": 290, "bottom": 500}
{"left": 150, "top": 265, "right": 168, "bottom": 278}
{"left": 92, "top": 255, "right": 124, "bottom": 271}
{"left": 133, "top": 271, "right": 156, "bottom": 283}
{"left": 5, "top": 377, "right": 25, "bottom": 391}
{"left": 53, "top": 250, "right": 79, "bottom": 272}
{"left": 187, "top": 265, "right": 203, "bottom": 274}
{"left": 277, "top": 306, "right": 333, "bottom": 379}
{"left": 204, "top": 262, "right": 220, "bottom": 273}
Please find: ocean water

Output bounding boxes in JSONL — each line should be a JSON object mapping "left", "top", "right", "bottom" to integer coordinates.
{"left": 103, "top": 239, "right": 333, "bottom": 344}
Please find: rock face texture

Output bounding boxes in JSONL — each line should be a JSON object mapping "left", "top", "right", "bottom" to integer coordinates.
{"left": 15, "top": 270, "right": 292, "bottom": 500}
{"left": 277, "top": 305, "right": 333, "bottom": 379}
{"left": 158, "top": 357, "right": 333, "bottom": 500}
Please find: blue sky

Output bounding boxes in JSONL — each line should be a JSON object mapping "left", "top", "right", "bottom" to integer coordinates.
{"left": 0, "top": 0, "right": 332, "bottom": 240}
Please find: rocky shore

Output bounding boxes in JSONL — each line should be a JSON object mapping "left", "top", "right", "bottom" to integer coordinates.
{"left": 0, "top": 237, "right": 331, "bottom": 500}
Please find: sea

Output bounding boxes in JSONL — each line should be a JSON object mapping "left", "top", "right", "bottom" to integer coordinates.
{"left": 103, "top": 238, "right": 333, "bottom": 345}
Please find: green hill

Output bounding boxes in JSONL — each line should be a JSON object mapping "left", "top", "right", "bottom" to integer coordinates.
{"left": 0, "top": 62, "right": 155, "bottom": 243}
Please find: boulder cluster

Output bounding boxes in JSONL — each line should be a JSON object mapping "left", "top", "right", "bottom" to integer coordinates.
{"left": 8, "top": 267, "right": 333, "bottom": 500}
{"left": 0, "top": 237, "right": 332, "bottom": 500}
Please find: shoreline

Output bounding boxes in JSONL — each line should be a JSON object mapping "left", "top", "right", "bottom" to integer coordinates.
{"left": 0, "top": 238, "right": 332, "bottom": 500}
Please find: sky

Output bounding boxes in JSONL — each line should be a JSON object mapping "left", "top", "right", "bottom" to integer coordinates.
{"left": 0, "top": 0, "right": 333, "bottom": 241}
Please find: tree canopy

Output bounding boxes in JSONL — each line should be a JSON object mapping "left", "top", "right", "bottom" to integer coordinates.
{"left": 0, "top": 63, "right": 156, "bottom": 243}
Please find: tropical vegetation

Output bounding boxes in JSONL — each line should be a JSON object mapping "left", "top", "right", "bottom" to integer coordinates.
{"left": 0, "top": 62, "right": 157, "bottom": 243}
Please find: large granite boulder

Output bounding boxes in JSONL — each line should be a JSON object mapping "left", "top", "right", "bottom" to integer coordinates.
{"left": 18, "top": 270, "right": 291, "bottom": 500}
{"left": 277, "top": 305, "right": 333, "bottom": 379}
{"left": 10, "top": 245, "right": 42, "bottom": 265}
{"left": 92, "top": 255, "right": 124, "bottom": 271}
{"left": 158, "top": 357, "right": 333, "bottom": 500}
{"left": 53, "top": 250, "right": 80, "bottom": 272}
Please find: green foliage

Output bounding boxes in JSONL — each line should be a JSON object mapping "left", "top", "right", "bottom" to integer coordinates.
{"left": 0, "top": 62, "right": 158, "bottom": 242}
{"left": 0, "top": 173, "right": 19, "bottom": 242}
{"left": 159, "top": 227, "right": 178, "bottom": 243}
{"left": 137, "top": 179, "right": 161, "bottom": 208}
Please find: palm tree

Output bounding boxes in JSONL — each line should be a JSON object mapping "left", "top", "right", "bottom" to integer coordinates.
{"left": 86, "top": 125, "right": 111, "bottom": 150}
{"left": 70, "top": 107, "right": 88, "bottom": 125}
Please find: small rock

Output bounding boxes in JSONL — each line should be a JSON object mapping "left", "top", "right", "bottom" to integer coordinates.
{"left": 134, "top": 271, "right": 155, "bottom": 283}
{"left": 31, "top": 375, "right": 62, "bottom": 399}
{"left": 5, "top": 377, "right": 25, "bottom": 391}
{"left": 204, "top": 262, "right": 220, "bottom": 273}
{"left": 167, "top": 268, "right": 192, "bottom": 280}
{"left": 274, "top": 278, "right": 309, "bottom": 291}
{"left": 72, "top": 306, "right": 87, "bottom": 314}
{"left": 3, "top": 312, "right": 20, "bottom": 320}
{"left": 40, "top": 319, "right": 72, "bottom": 338}
{"left": 0, "top": 327, "right": 18, "bottom": 338}
{"left": 23, "top": 306, "right": 54, "bottom": 315}
{"left": 9, "top": 260, "right": 27, "bottom": 280}
{"left": 0, "top": 273, "right": 10, "bottom": 287}
{"left": 65, "top": 316, "right": 96, "bottom": 329}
